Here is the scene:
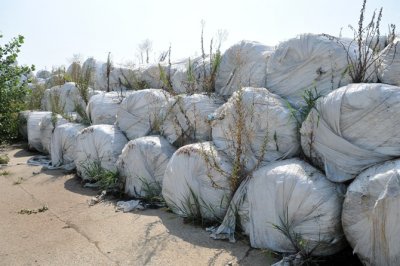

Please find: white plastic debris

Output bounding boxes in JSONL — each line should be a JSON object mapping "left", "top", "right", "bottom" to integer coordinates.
{"left": 27, "top": 155, "right": 52, "bottom": 168}
{"left": 162, "top": 142, "right": 232, "bottom": 221}
{"left": 116, "top": 89, "right": 172, "bottom": 140}
{"left": 215, "top": 40, "right": 274, "bottom": 97}
{"left": 27, "top": 111, "right": 52, "bottom": 152}
{"left": 378, "top": 37, "right": 400, "bottom": 86}
{"left": 342, "top": 159, "right": 400, "bottom": 266}
{"left": 211, "top": 159, "right": 345, "bottom": 256}
{"left": 116, "top": 200, "right": 144, "bottom": 212}
{"left": 75, "top": 125, "right": 128, "bottom": 180}
{"left": 117, "top": 136, "right": 176, "bottom": 197}
{"left": 266, "top": 34, "right": 376, "bottom": 107}
{"left": 161, "top": 93, "right": 224, "bottom": 146}
{"left": 212, "top": 87, "right": 299, "bottom": 171}
{"left": 50, "top": 123, "right": 86, "bottom": 170}
{"left": 301, "top": 83, "right": 400, "bottom": 182}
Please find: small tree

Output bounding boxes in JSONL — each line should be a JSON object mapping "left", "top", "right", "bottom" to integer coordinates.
{"left": 0, "top": 34, "right": 34, "bottom": 143}
{"left": 137, "top": 39, "right": 153, "bottom": 64}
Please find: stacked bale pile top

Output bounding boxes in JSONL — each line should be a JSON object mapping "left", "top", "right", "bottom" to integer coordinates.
{"left": 215, "top": 40, "right": 274, "bottom": 97}
{"left": 378, "top": 37, "right": 400, "bottom": 86}
{"left": 116, "top": 89, "right": 172, "bottom": 140}
{"left": 266, "top": 34, "right": 376, "bottom": 107}
{"left": 171, "top": 57, "right": 211, "bottom": 94}
{"left": 41, "top": 82, "right": 98, "bottom": 114}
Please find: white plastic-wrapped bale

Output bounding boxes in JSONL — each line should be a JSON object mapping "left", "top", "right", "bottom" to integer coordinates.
{"left": 110, "top": 65, "right": 142, "bottom": 90}
{"left": 161, "top": 93, "right": 224, "bottom": 146}
{"left": 212, "top": 87, "right": 299, "bottom": 171}
{"left": 27, "top": 111, "right": 52, "bottom": 152}
{"left": 41, "top": 82, "right": 98, "bottom": 114}
{"left": 117, "top": 136, "right": 176, "bottom": 197}
{"left": 247, "top": 159, "right": 345, "bottom": 255}
{"left": 18, "top": 111, "right": 32, "bottom": 140}
{"left": 82, "top": 57, "right": 108, "bottom": 91}
{"left": 378, "top": 37, "right": 400, "bottom": 86}
{"left": 211, "top": 158, "right": 345, "bottom": 256}
{"left": 365, "top": 35, "right": 389, "bottom": 53}
{"left": 41, "top": 88, "right": 51, "bottom": 111}
{"left": 40, "top": 113, "right": 69, "bottom": 155}
{"left": 50, "top": 123, "right": 86, "bottom": 170}
{"left": 266, "top": 34, "right": 376, "bottom": 107}
{"left": 215, "top": 40, "right": 274, "bottom": 97}
{"left": 36, "top": 69, "right": 51, "bottom": 79}
{"left": 116, "top": 89, "right": 172, "bottom": 140}
{"left": 342, "top": 159, "right": 400, "bottom": 266}
{"left": 87, "top": 91, "right": 131, "bottom": 125}
{"left": 66, "top": 62, "right": 82, "bottom": 81}
{"left": 140, "top": 62, "right": 178, "bottom": 90}
{"left": 171, "top": 57, "right": 211, "bottom": 94}
{"left": 300, "top": 83, "right": 400, "bottom": 182}
{"left": 75, "top": 125, "right": 128, "bottom": 181}
{"left": 162, "top": 142, "right": 232, "bottom": 221}
{"left": 45, "top": 75, "right": 65, "bottom": 89}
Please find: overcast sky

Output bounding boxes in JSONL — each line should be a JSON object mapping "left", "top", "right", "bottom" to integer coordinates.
{"left": 1, "top": 0, "right": 399, "bottom": 71}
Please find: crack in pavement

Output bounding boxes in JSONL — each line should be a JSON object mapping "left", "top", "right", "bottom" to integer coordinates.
{"left": 10, "top": 181, "right": 119, "bottom": 266}
{"left": 237, "top": 246, "right": 253, "bottom": 264}
{"left": 207, "top": 249, "right": 225, "bottom": 266}
{"left": 63, "top": 220, "right": 120, "bottom": 265}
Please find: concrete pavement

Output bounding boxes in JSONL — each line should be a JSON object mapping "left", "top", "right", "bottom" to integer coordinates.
{"left": 0, "top": 144, "right": 277, "bottom": 266}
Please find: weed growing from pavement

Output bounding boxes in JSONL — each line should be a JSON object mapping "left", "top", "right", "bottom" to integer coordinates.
{"left": 18, "top": 205, "right": 48, "bottom": 215}
{"left": 0, "top": 170, "right": 10, "bottom": 176}
{"left": 13, "top": 177, "right": 24, "bottom": 185}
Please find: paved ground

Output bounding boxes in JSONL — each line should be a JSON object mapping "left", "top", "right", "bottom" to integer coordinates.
{"left": 0, "top": 144, "right": 277, "bottom": 266}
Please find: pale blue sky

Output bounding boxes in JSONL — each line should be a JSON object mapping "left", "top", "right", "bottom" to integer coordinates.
{"left": 1, "top": 0, "right": 399, "bottom": 71}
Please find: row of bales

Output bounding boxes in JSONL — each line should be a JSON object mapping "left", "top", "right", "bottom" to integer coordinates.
{"left": 21, "top": 33, "right": 400, "bottom": 265}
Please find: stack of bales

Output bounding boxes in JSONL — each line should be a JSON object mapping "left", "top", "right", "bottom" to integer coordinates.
{"left": 300, "top": 82, "right": 400, "bottom": 264}
{"left": 20, "top": 32, "right": 400, "bottom": 264}
{"left": 209, "top": 34, "right": 400, "bottom": 264}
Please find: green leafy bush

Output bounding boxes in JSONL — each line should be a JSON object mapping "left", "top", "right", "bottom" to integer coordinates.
{"left": 0, "top": 34, "right": 34, "bottom": 143}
